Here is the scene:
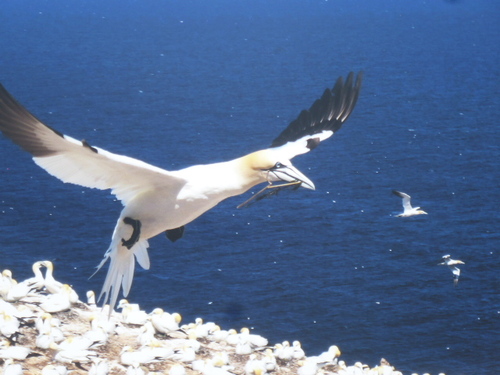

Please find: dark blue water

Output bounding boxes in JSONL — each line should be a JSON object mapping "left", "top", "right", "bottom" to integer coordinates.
{"left": 1, "top": 1, "right": 499, "bottom": 374}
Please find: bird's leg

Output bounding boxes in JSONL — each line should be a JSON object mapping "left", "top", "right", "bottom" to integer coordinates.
{"left": 121, "top": 217, "right": 141, "bottom": 249}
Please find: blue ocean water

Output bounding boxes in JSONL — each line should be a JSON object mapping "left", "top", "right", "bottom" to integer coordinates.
{"left": 0, "top": 1, "right": 499, "bottom": 374}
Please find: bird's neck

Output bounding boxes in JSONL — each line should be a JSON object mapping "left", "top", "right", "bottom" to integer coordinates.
{"left": 176, "top": 155, "right": 268, "bottom": 201}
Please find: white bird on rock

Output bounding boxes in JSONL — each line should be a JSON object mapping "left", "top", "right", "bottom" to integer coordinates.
{"left": 169, "top": 363, "right": 187, "bottom": 375}
{"left": 23, "top": 261, "right": 46, "bottom": 290}
{"left": 120, "top": 344, "right": 170, "bottom": 366}
{"left": 50, "top": 342, "right": 97, "bottom": 364}
{"left": 439, "top": 254, "right": 465, "bottom": 286}
{"left": 0, "top": 311, "right": 20, "bottom": 337}
{"left": 41, "top": 364, "right": 69, "bottom": 375}
{"left": 89, "top": 358, "right": 110, "bottom": 375}
{"left": 0, "top": 341, "right": 31, "bottom": 360}
{"left": 392, "top": 190, "right": 427, "bottom": 217}
{"left": 0, "top": 72, "right": 363, "bottom": 310}
{"left": 0, "top": 270, "right": 35, "bottom": 302}
{"left": 41, "top": 261, "right": 64, "bottom": 293}
{"left": 150, "top": 308, "right": 182, "bottom": 334}
{"left": 307, "top": 345, "right": 341, "bottom": 365}
{"left": 244, "top": 354, "right": 267, "bottom": 375}
{"left": 40, "top": 284, "right": 78, "bottom": 313}
{"left": 2, "top": 358, "right": 23, "bottom": 375}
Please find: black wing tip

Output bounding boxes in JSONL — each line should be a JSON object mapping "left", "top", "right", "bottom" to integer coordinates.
{"left": 392, "top": 190, "right": 409, "bottom": 199}
{"left": 270, "top": 71, "right": 363, "bottom": 148}
{"left": 0, "top": 83, "right": 67, "bottom": 156}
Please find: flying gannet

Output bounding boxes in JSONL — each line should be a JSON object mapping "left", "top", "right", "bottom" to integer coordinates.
{"left": 0, "top": 72, "right": 362, "bottom": 310}
{"left": 438, "top": 254, "right": 464, "bottom": 286}
{"left": 392, "top": 190, "right": 427, "bottom": 217}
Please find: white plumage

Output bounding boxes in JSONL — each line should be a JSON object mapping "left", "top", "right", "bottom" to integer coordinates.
{"left": 439, "top": 254, "right": 465, "bottom": 286}
{"left": 0, "top": 72, "right": 362, "bottom": 310}
{"left": 392, "top": 190, "right": 427, "bottom": 217}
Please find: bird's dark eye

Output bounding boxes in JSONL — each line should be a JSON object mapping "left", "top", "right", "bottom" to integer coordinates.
{"left": 274, "top": 162, "right": 284, "bottom": 169}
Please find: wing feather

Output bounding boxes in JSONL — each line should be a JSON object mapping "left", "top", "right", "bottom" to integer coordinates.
{"left": 0, "top": 84, "right": 185, "bottom": 205}
{"left": 271, "top": 72, "right": 363, "bottom": 154}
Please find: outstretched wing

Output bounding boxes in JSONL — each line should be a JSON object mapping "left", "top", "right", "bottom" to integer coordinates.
{"left": 392, "top": 190, "right": 412, "bottom": 211}
{"left": 0, "top": 84, "right": 185, "bottom": 205}
{"left": 271, "top": 72, "right": 363, "bottom": 159}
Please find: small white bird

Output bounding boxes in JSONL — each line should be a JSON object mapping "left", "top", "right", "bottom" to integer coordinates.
{"left": 307, "top": 345, "right": 341, "bottom": 365}
{"left": 41, "top": 261, "right": 79, "bottom": 303}
{"left": 150, "top": 308, "right": 182, "bottom": 334}
{"left": 86, "top": 290, "right": 97, "bottom": 308}
{"left": 0, "top": 72, "right": 362, "bottom": 309}
{"left": 40, "top": 284, "right": 75, "bottom": 313}
{"left": 182, "top": 317, "right": 218, "bottom": 339}
{"left": 244, "top": 354, "right": 267, "bottom": 375}
{"left": 126, "top": 362, "right": 147, "bottom": 375}
{"left": 262, "top": 349, "right": 277, "bottom": 372}
{"left": 0, "top": 270, "right": 15, "bottom": 290}
{"left": 23, "top": 260, "right": 46, "bottom": 290}
{"left": 239, "top": 327, "right": 268, "bottom": 348}
{"left": 40, "top": 261, "right": 64, "bottom": 294}
{"left": 392, "top": 190, "right": 427, "bottom": 217}
{"left": 210, "top": 352, "right": 230, "bottom": 368}
{"left": 89, "top": 358, "right": 110, "bottom": 375}
{"left": 171, "top": 344, "right": 197, "bottom": 363}
{"left": 138, "top": 322, "right": 157, "bottom": 346}
{"left": 292, "top": 340, "right": 306, "bottom": 360}
{"left": 439, "top": 254, "right": 465, "bottom": 286}
{"left": 41, "top": 364, "right": 69, "bottom": 375}
{"left": 0, "top": 341, "right": 31, "bottom": 360}
{"left": 2, "top": 358, "right": 23, "bottom": 375}
{"left": 297, "top": 359, "right": 321, "bottom": 375}
{"left": 120, "top": 345, "right": 170, "bottom": 366}
{"left": 273, "top": 342, "right": 294, "bottom": 361}
{"left": 169, "top": 363, "right": 186, "bottom": 375}
{"left": 0, "top": 312, "right": 20, "bottom": 337}
{"left": 0, "top": 270, "right": 35, "bottom": 302}
{"left": 120, "top": 304, "right": 149, "bottom": 325}
{"left": 50, "top": 342, "right": 97, "bottom": 364}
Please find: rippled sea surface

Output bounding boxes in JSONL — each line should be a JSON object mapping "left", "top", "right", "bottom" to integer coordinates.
{"left": 0, "top": 1, "right": 499, "bottom": 374}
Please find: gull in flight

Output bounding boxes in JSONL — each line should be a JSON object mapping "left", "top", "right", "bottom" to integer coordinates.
{"left": 0, "top": 72, "right": 362, "bottom": 309}
{"left": 392, "top": 190, "right": 427, "bottom": 217}
{"left": 438, "top": 254, "right": 465, "bottom": 286}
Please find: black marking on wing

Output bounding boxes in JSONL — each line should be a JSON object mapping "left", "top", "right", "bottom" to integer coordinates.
{"left": 392, "top": 190, "right": 407, "bottom": 198}
{"left": 82, "top": 139, "right": 98, "bottom": 154}
{"left": 271, "top": 72, "right": 363, "bottom": 148}
{"left": 166, "top": 226, "right": 185, "bottom": 242}
{"left": 0, "top": 84, "right": 65, "bottom": 157}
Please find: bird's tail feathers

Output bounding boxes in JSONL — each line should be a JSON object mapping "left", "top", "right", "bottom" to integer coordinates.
{"left": 93, "top": 237, "right": 150, "bottom": 311}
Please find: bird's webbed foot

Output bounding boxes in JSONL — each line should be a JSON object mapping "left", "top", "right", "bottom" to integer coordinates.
{"left": 121, "top": 217, "right": 141, "bottom": 249}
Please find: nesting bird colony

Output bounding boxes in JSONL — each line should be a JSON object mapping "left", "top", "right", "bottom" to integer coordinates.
{"left": 1, "top": 261, "right": 440, "bottom": 375}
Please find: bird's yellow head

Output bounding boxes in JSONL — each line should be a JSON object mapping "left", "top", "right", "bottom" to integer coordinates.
{"left": 242, "top": 149, "right": 315, "bottom": 190}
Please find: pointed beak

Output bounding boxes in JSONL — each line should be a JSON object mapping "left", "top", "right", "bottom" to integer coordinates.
{"left": 268, "top": 164, "right": 315, "bottom": 190}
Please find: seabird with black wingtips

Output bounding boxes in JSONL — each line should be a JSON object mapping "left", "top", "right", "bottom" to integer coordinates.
{"left": 392, "top": 190, "right": 427, "bottom": 217}
{"left": 0, "top": 72, "right": 362, "bottom": 310}
{"left": 438, "top": 254, "right": 465, "bottom": 286}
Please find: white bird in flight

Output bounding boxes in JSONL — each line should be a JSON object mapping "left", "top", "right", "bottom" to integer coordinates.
{"left": 392, "top": 190, "right": 427, "bottom": 217}
{"left": 0, "top": 72, "right": 362, "bottom": 310}
{"left": 438, "top": 254, "right": 465, "bottom": 286}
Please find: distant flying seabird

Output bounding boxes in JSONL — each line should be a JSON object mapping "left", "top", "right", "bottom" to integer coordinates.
{"left": 392, "top": 190, "right": 427, "bottom": 217}
{"left": 438, "top": 254, "right": 465, "bottom": 286}
{"left": 0, "top": 72, "right": 362, "bottom": 309}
